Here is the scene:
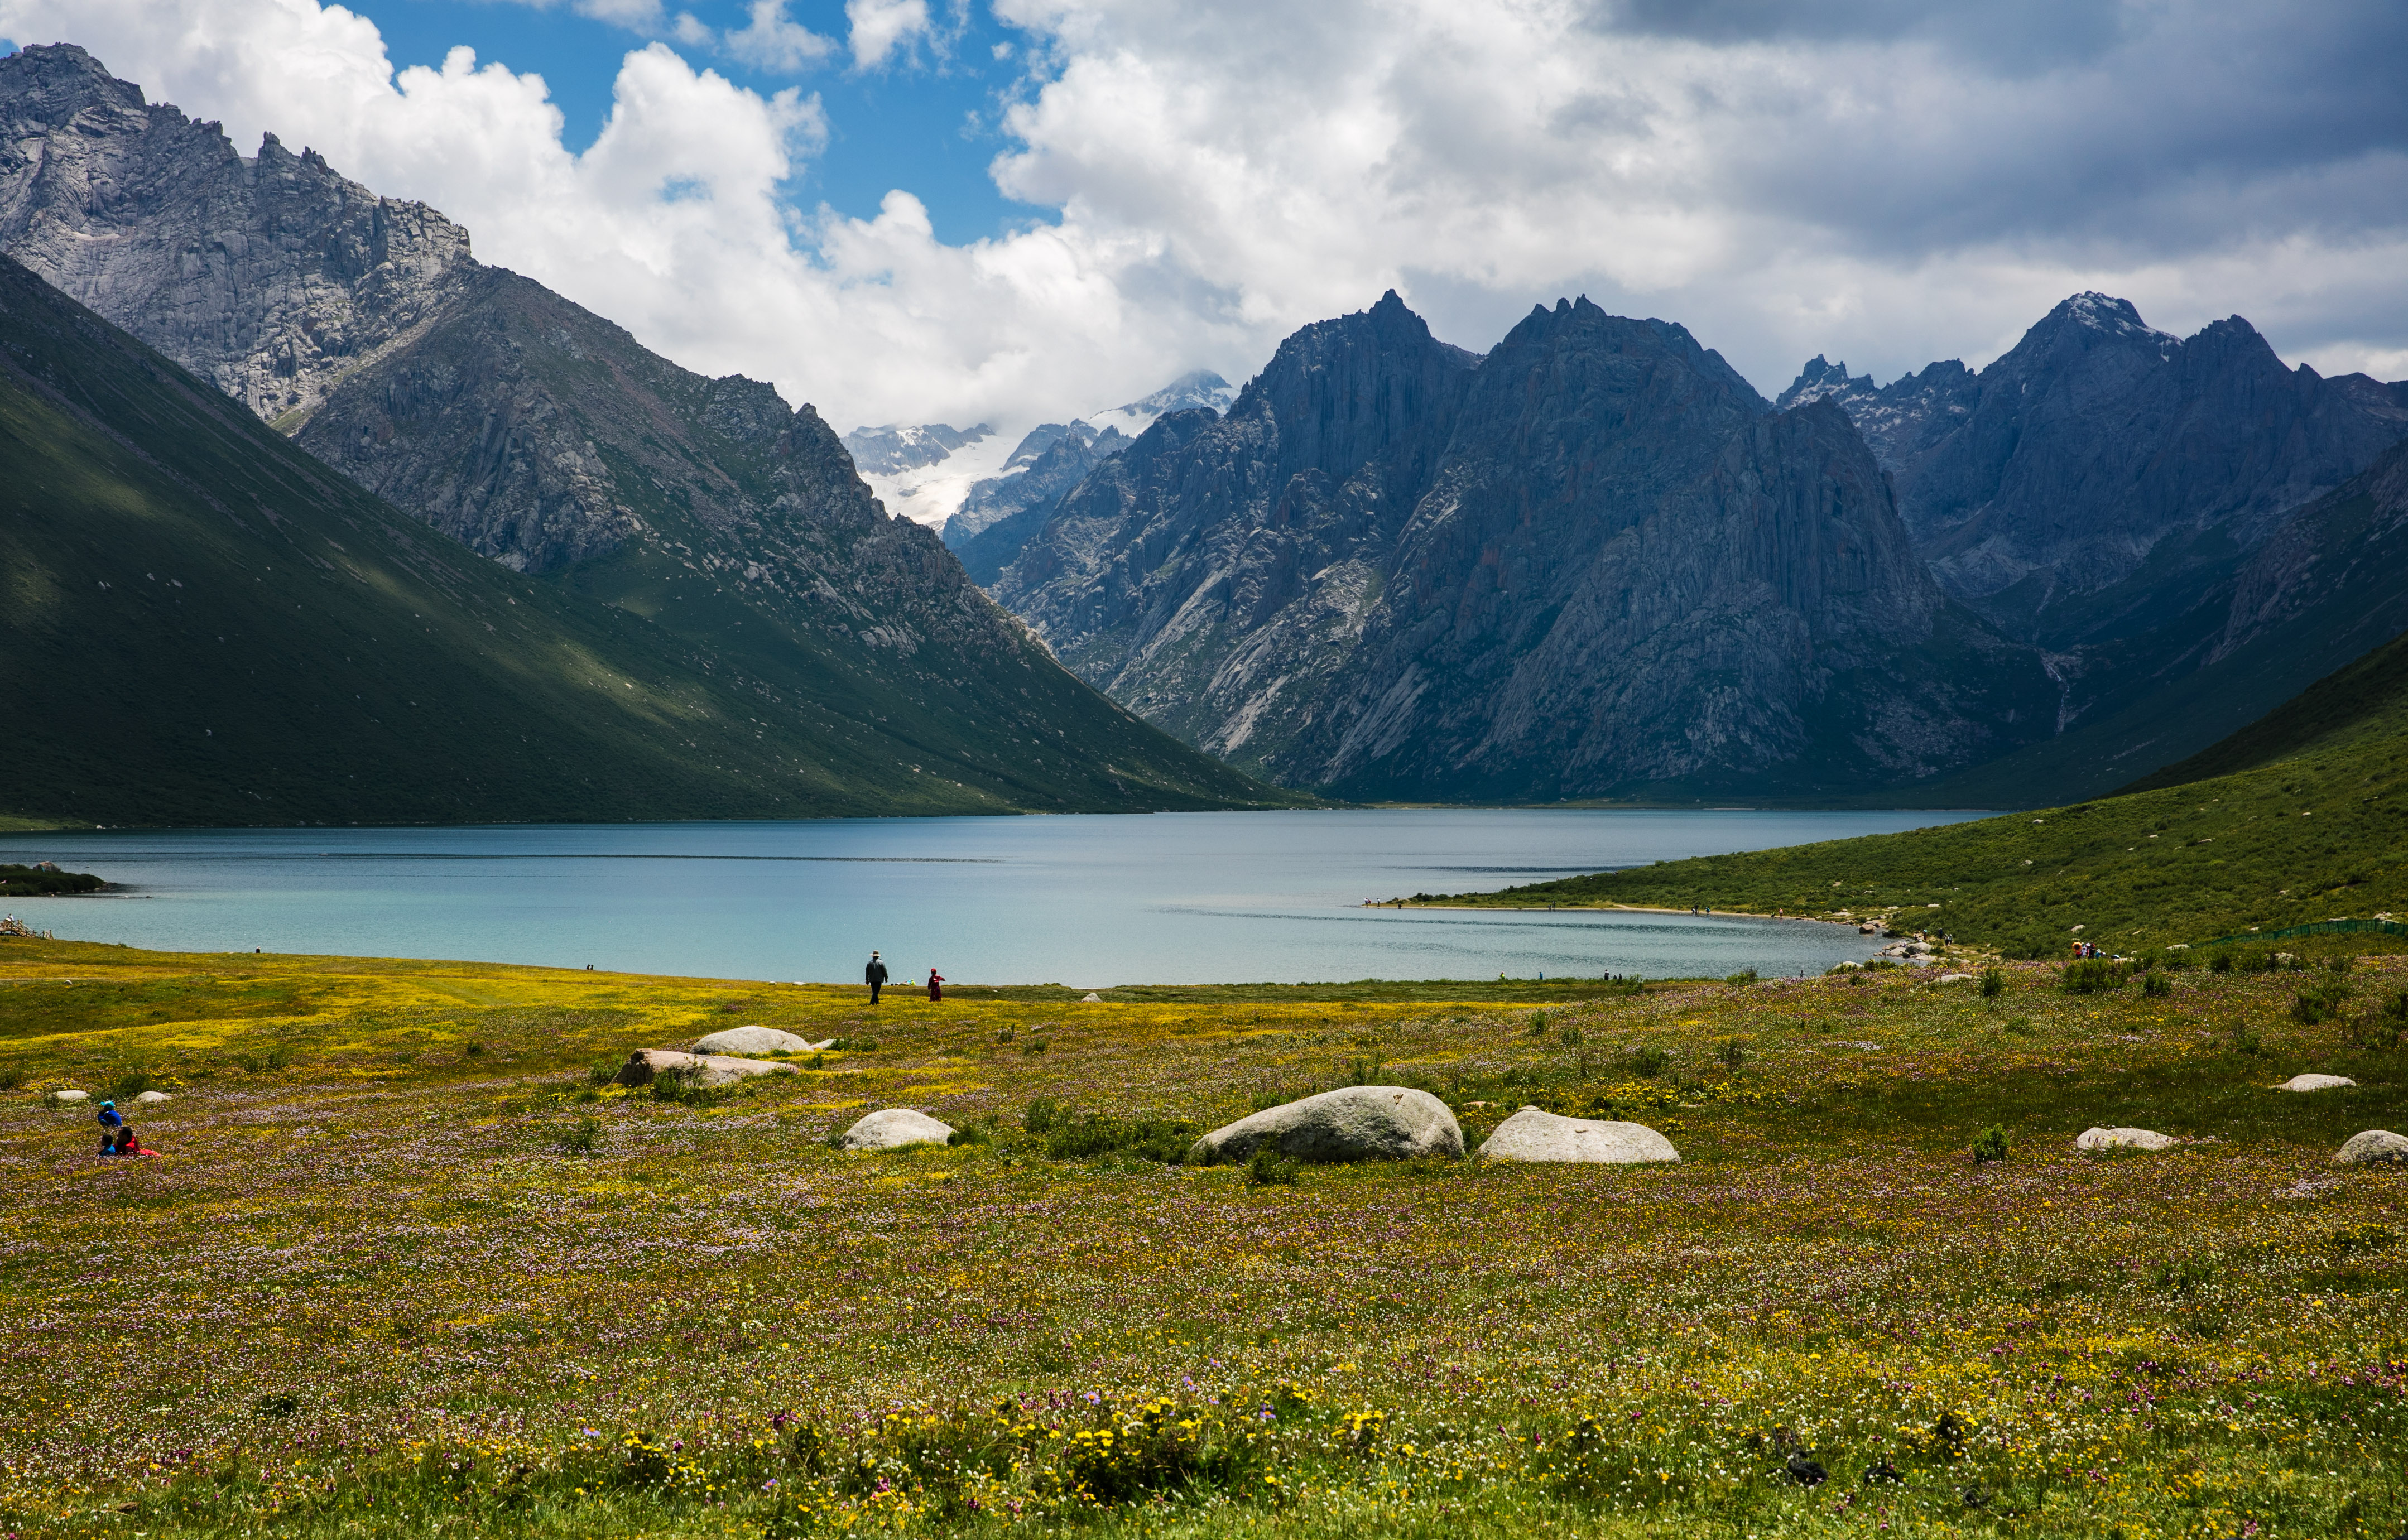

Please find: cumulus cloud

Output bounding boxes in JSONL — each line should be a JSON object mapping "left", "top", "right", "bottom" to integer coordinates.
{"left": 1, "top": 0, "right": 2403, "bottom": 492}
{"left": 723, "top": 0, "right": 837, "bottom": 73}
{"left": 844, "top": 0, "right": 934, "bottom": 71}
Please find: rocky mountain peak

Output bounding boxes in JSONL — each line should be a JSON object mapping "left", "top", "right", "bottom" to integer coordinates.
{"left": 0, "top": 46, "right": 475, "bottom": 426}
{"left": 1774, "top": 354, "right": 1876, "bottom": 412}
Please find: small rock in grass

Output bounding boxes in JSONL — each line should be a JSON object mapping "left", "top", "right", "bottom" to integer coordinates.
{"left": 2334, "top": 1129, "right": 2408, "bottom": 1166}
{"left": 693, "top": 1025, "right": 827, "bottom": 1055}
{"left": 2075, "top": 1127, "right": 2176, "bottom": 1153}
{"left": 134, "top": 1091, "right": 172, "bottom": 1104}
{"left": 1935, "top": 973, "right": 1977, "bottom": 984}
{"left": 612, "top": 1049, "right": 797, "bottom": 1088}
{"left": 1477, "top": 1107, "right": 1678, "bottom": 1164}
{"left": 1191, "top": 1086, "right": 1462, "bottom": 1165}
{"left": 2279, "top": 1074, "right": 2357, "bottom": 1093}
{"left": 50, "top": 1089, "right": 89, "bottom": 1103}
{"left": 838, "top": 1108, "right": 954, "bottom": 1151}
{"left": 1082, "top": 992, "right": 1103, "bottom": 1002}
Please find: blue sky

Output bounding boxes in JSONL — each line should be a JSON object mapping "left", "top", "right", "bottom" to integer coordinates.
{"left": 314, "top": 1, "right": 1030, "bottom": 246}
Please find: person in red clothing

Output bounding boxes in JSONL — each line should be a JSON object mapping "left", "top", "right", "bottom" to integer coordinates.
{"left": 113, "top": 1127, "right": 157, "bottom": 1158}
{"left": 926, "top": 969, "right": 944, "bottom": 1002}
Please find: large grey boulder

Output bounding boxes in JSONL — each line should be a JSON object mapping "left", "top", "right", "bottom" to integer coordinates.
{"left": 2334, "top": 1129, "right": 2408, "bottom": 1166}
{"left": 2279, "top": 1074, "right": 2357, "bottom": 1093}
{"left": 613, "top": 1050, "right": 797, "bottom": 1089}
{"left": 1190, "top": 1086, "right": 1462, "bottom": 1165}
{"left": 838, "top": 1108, "right": 955, "bottom": 1151}
{"left": 133, "top": 1090, "right": 172, "bottom": 1105}
{"left": 1477, "top": 1107, "right": 1678, "bottom": 1164}
{"left": 693, "top": 1025, "right": 828, "bottom": 1056}
{"left": 2075, "top": 1126, "right": 2176, "bottom": 1153}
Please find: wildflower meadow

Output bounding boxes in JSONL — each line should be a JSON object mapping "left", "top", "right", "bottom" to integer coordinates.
{"left": 1, "top": 939, "right": 2401, "bottom": 1537}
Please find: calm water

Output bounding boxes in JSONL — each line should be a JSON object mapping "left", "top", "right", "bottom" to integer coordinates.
{"left": 0, "top": 810, "right": 1983, "bottom": 985}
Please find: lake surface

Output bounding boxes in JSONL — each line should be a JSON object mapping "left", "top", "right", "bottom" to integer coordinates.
{"left": 0, "top": 809, "right": 1985, "bottom": 985}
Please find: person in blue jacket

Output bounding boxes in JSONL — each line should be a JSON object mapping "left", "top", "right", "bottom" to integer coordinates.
{"left": 97, "top": 1098, "right": 124, "bottom": 1155}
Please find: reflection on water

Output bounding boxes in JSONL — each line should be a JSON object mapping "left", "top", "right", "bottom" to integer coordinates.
{"left": 0, "top": 807, "right": 1983, "bottom": 984}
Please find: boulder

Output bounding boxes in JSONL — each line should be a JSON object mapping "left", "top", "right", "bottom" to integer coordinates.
{"left": 1935, "top": 973, "right": 1978, "bottom": 984}
{"left": 1082, "top": 993, "right": 1103, "bottom": 1003}
{"left": 1190, "top": 1086, "right": 1463, "bottom": 1165}
{"left": 2075, "top": 1126, "right": 2176, "bottom": 1152}
{"left": 693, "top": 1025, "right": 828, "bottom": 1056}
{"left": 612, "top": 1049, "right": 797, "bottom": 1089}
{"left": 2334, "top": 1129, "right": 2408, "bottom": 1166}
{"left": 838, "top": 1108, "right": 955, "bottom": 1151}
{"left": 50, "top": 1089, "right": 88, "bottom": 1103}
{"left": 1477, "top": 1106, "right": 1679, "bottom": 1164}
{"left": 2278, "top": 1074, "right": 2357, "bottom": 1093}
{"left": 134, "top": 1091, "right": 172, "bottom": 1105}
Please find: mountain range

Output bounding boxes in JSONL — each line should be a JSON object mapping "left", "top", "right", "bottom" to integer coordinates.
{"left": 7, "top": 42, "right": 2406, "bottom": 816}
{"left": 970, "top": 291, "right": 2408, "bottom": 804}
{"left": 0, "top": 44, "right": 1290, "bottom": 825}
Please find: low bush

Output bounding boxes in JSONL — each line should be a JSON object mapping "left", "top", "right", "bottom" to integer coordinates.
{"left": 105, "top": 1066, "right": 152, "bottom": 1100}
{"left": 2061, "top": 960, "right": 2127, "bottom": 993}
{"left": 1979, "top": 967, "right": 2005, "bottom": 998}
{"left": 1044, "top": 1111, "right": 1199, "bottom": 1164}
{"left": 1623, "top": 1045, "right": 1670, "bottom": 1079}
{"left": 2293, "top": 980, "right": 2352, "bottom": 1024}
{"left": 588, "top": 1057, "right": 622, "bottom": 1085}
{"left": 557, "top": 1114, "right": 600, "bottom": 1156}
{"left": 1969, "top": 1124, "right": 2010, "bottom": 1163}
{"left": 0, "top": 1065, "right": 25, "bottom": 1092}
{"left": 1244, "top": 1146, "right": 1299, "bottom": 1186}
{"left": 1725, "top": 969, "right": 1758, "bottom": 985}
{"left": 2142, "top": 970, "right": 2173, "bottom": 997}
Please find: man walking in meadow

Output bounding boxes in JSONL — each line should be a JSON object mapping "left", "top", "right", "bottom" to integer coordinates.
{"left": 864, "top": 950, "right": 888, "bottom": 1003}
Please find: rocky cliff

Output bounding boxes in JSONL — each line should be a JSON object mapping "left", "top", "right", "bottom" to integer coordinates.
{"left": 995, "top": 293, "right": 2056, "bottom": 800}
{"left": 944, "top": 420, "right": 1128, "bottom": 584}
{"left": 0, "top": 44, "right": 473, "bottom": 429}
{"left": 1784, "top": 294, "right": 2408, "bottom": 638}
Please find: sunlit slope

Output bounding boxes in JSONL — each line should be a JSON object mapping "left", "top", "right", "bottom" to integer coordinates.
{"left": 0, "top": 256, "right": 1288, "bottom": 825}
{"left": 1428, "top": 633, "right": 2408, "bottom": 955}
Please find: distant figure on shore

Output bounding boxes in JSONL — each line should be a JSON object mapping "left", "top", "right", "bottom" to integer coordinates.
{"left": 864, "top": 951, "right": 888, "bottom": 1003}
{"left": 927, "top": 969, "right": 944, "bottom": 1003}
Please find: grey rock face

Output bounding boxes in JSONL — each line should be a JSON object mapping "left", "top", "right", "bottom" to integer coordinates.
{"left": 996, "top": 292, "right": 2055, "bottom": 799}
{"left": 693, "top": 1026, "right": 825, "bottom": 1055}
{"left": 1804, "top": 294, "right": 2408, "bottom": 633}
{"left": 2074, "top": 1126, "right": 2176, "bottom": 1152}
{"left": 1476, "top": 1107, "right": 1678, "bottom": 1163}
{"left": 2334, "top": 1129, "right": 2408, "bottom": 1165}
{"left": 946, "top": 422, "right": 1128, "bottom": 582}
{"left": 1190, "top": 1085, "right": 1463, "bottom": 1164}
{"left": 0, "top": 44, "right": 474, "bottom": 428}
{"left": 838, "top": 1108, "right": 955, "bottom": 1151}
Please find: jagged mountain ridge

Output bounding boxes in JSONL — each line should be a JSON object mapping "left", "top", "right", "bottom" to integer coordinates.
{"left": 1781, "top": 294, "right": 2408, "bottom": 636}
{"left": 0, "top": 44, "right": 473, "bottom": 431}
{"left": 0, "top": 44, "right": 1294, "bottom": 819}
{"left": 945, "top": 421, "right": 1128, "bottom": 585}
{"left": 993, "top": 292, "right": 2058, "bottom": 800}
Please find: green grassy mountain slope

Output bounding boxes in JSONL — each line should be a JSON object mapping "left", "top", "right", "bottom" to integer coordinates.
{"left": 1420, "top": 629, "right": 2408, "bottom": 955}
{"left": 0, "top": 255, "right": 1295, "bottom": 826}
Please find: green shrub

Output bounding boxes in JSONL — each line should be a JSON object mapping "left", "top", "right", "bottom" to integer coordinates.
{"left": 1045, "top": 1111, "right": 1200, "bottom": 1163}
{"left": 1969, "top": 1125, "right": 2010, "bottom": 1163}
{"left": 1021, "top": 1039, "right": 1049, "bottom": 1056}
{"left": 588, "top": 1057, "right": 623, "bottom": 1085}
{"left": 2293, "top": 980, "right": 2353, "bottom": 1025}
{"left": 1023, "top": 1096, "right": 1065, "bottom": 1135}
{"left": 233, "top": 1045, "right": 294, "bottom": 1074}
{"left": 1715, "top": 1038, "right": 1748, "bottom": 1070}
{"left": 1525, "top": 1012, "right": 1549, "bottom": 1037}
{"left": 557, "top": 1114, "right": 600, "bottom": 1156}
{"left": 946, "top": 1122, "right": 993, "bottom": 1147}
{"left": 1555, "top": 1025, "right": 1584, "bottom": 1049}
{"left": 1624, "top": 1045, "right": 1670, "bottom": 1079}
{"left": 2209, "top": 950, "right": 2234, "bottom": 973}
{"left": 2232, "top": 1024, "right": 2263, "bottom": 1056}
{"left": 105, "top": 1066, "right": 152, "bottom": 1100}
{"left": 830, "top": 1036, "right": 880, "bottom": 1052}
{"left": 2142, "top": 970, "right": 2173, "bottom": 998}
{"left": 462, "top": 1041, "right": 486, "bottom": 1058}
{"left": 1726, "top": 969, "right": 1758, "bottom": 985}
{"left": 1244, "top": 1146, "right": 1299, "bottom": 1186}
{"left": 0, "top": 1065, "right": 25, "bottom": 1093}
{"left": 2061, "top": 960, "right": 2127, "bottom": 993}
{"left": 1979, "top": 967, "right": 2005, "bottom": 998}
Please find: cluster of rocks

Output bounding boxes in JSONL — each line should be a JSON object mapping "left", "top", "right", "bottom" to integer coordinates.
{"left": 2077, "top": 1073, "right": 2397, "bottom": 1166}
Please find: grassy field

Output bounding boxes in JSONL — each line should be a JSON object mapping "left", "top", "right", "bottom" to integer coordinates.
{"left": 2, "top": 938, "right": 2404, "bottom": 1538}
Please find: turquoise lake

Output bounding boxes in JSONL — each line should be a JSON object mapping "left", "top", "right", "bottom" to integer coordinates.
{"left": 0, "top": 809, "right": 1985, "bottom": 984}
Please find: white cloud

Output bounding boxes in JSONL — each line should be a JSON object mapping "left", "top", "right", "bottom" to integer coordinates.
{"left": 844, "top": 0, "right": 932, "bottom": 71}
{"left": 724, "top": 0, "right": 836, "bottom": 73}
{"left": 2, "top": 0, "right": 2404, "bottom": 525}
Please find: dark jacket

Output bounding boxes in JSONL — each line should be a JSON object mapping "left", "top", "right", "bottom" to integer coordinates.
{"left": 864, "top": 959, "right": 889, "bottom": 985}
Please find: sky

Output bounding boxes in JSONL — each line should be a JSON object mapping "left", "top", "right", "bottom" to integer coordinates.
{"left": 4, "top": 0, "right": 2406, "bottom": 441}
